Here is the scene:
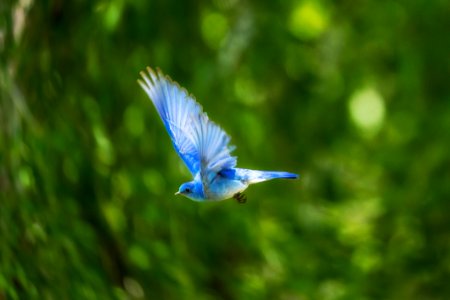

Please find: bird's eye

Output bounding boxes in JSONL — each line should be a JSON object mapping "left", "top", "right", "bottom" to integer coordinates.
{"left": 185, "top": 188, "right": 191, "bottom": 193}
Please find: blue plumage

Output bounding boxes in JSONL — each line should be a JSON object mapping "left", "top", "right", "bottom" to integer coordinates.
{"left": 138, "top": 67, "right": 298, "bottom": 202}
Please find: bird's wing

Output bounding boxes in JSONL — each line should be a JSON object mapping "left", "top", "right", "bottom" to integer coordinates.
{"left": 138, "top": 67, "right": 237, "bottom": 177}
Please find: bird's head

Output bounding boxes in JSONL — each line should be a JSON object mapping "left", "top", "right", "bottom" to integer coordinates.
{"left": 175, "top": 181, "right": 205, "bottom": 201}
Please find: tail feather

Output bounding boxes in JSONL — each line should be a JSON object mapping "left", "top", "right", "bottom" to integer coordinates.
{"left": 236, "top": 168, "right": 299, "bottom": 184}
{"left": 261, "top": 171, "right": 299, "bottom": 180}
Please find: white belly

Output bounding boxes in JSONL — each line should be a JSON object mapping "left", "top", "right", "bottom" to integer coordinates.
{"left": 205, "top": 178, "right": 248, "bottom": 201}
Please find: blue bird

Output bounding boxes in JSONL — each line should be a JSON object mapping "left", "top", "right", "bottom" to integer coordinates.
{"left": 138, "top": 67, "right": 298, "bottom": 202}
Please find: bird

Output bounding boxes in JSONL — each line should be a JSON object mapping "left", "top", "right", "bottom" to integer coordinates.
{"left": 138, "top": 67, "right": 298, "bottom": 203}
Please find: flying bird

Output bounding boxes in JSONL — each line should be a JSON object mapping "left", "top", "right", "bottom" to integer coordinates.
{"left": 138, "top": 67, "right": 298, "bottom": 202}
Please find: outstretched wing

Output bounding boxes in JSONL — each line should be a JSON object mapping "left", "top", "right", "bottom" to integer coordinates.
{"left": 138, "top": 67, "right": 237, "bottom": 177}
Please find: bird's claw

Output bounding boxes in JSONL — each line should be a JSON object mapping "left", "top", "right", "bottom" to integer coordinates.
{"left": 233, "top": 192, "right": 247, "bottom": 204}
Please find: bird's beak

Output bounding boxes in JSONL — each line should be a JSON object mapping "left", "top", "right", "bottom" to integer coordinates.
{"left": 174, "top": 191, "right": 180, "bottom": 195}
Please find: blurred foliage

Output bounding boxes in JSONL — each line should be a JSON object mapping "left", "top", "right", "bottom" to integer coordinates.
{"left": 1, "top": 0, "right": 450, "bottom": 299}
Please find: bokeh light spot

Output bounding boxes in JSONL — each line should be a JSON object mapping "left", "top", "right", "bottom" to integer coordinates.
{"left": 112, "top": 172, "right": 132, "bottom": 199}
{"left": 18, "top": 166, "right": 33, "bottom": 189}
{"left": 349, "top": 86, "right": 385, "bottom": 136}
{"left": 201, "top": 12, "right": 229, "bottom": 49}
{"left": 289, "top": 1, "right": 329, "bottom": 40}
{"left": 123, "top": 277, "right": 145, "bottom": 298}
{"left": 128, "top": 246, "right": 150, "bottom": 270}
{"left": 352, "top": 246, "right": 380, "bottom": 273}
{"left": 98, "top": 1, "right": 123, "bottom": 31}
{"left": 102, "top": 203, "right": 126, "bottom": 232}
{"left": 93, "top": 126, "right": 115, "bottom": 166}
{"left": 234, "top": 73, "right": 266, "bottom": 106}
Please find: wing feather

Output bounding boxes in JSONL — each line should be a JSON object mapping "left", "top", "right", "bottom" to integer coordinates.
{"left": 138, "top": 67, "right": 236, "bottom": 177}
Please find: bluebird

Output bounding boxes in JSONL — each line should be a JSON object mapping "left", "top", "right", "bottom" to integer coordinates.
{"left": 138, "top": 67, "right": 298, "bottom": 202}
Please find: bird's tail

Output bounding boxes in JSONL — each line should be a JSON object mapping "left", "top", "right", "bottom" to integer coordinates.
{"left": 240, "top": 169, "right": 299, "bottom": 184}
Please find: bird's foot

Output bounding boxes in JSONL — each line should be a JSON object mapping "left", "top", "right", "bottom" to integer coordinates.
{"left": 233, "top": 192, "right": 247, "bottom": 204}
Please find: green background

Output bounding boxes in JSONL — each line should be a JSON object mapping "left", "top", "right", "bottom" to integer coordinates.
{"left": 1, "top": 0, "right": 449, "bottom": 299}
